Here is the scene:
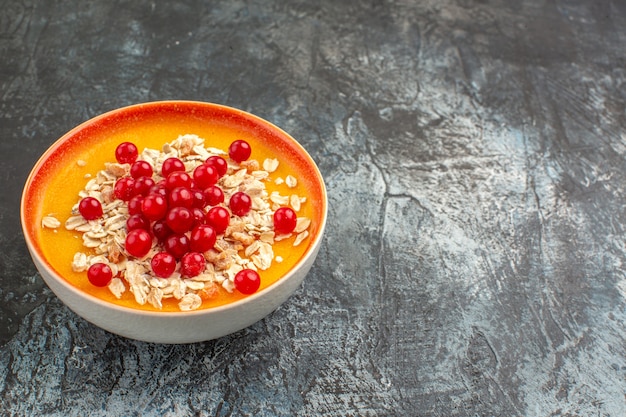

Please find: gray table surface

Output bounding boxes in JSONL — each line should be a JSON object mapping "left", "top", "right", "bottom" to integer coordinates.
{"left": 2, "top": 1, "right": 626, "bottom": 416}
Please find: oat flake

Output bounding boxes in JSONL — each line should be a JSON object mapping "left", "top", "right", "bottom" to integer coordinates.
{"left": 42, "top": 215, "right": 61, "bottom": 229}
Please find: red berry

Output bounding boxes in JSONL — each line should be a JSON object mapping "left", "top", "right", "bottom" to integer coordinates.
{"left": 190, "top": 224, "right": 217, "bottom": 253}
{"left": 78, "top": 197, "right": 103, "bottom": 220}
{"left": 128, "top": 195, "right": 144, "bottom": 215}
{"left": 234, "top": 269, "right": 261, "bottom": 294}
{"left": 165, "top": 171, "right": 193, "bottom": 190}
{"left": 125, "top": 229, "right": 152, "bottom": 258}
{"left": 191, "top": 207, "right": 207, "bottom": 226}
{"left": 126, "top": 213, "right": 150, "bottom": 231}
{"left": 114, "top": 177, "right": 136, "bottom": 201}
{"left": 133, "top": 176, "right": 155, "bottom": 197}
{"left": 164, "top": 234, "right": 190, "bottom": 259}
{"left": 151, "top": 252, "right": 176, "bottom": 278}
{"left": 205, "top": 155, "right": 228, "bottom": 177}
{"left": 141, "top": 194, "right": 168, "bottom": 221}
{"left": 152, "top": 219, "right": 173, "bottom": 242}
{"left": 193, "top": 164, "right": 219, "bottom": 189}
{"left": 115, "top": 142, "right": 138, "bottom": 164}
{"left": 190, "top": 189, "right": 206, "bottom": 208}
{"left": 165, "top": 206, "right": 194, "bottom": 234}
{"left": 168, "top": 186, "right": 194, "bottom": 208}
{"left": 161, "top": 157, "right": 185, "bottom": 178}
{"left": 87, "top": 263, "right": 113, "bottom": 287}
{"left": 229, "top": 191, "right": 252, "bottom": 216}
{"left": 148, "top": 182, "right": 168, "bottom": 198}
{"left": 130, "top": 160, "right": 153, "bottom": 179}
{"left": 204, "top": 185, "right": 224, "bottom": 206}
{"left": 181, "top": 252, "right": 206, "bottom": 277}
{"left": 273, "top": 207, "right": 297, "bottom": 234}
{"left": 206, "top": 206, "right": 230, "bottom": 234}
{"left": 228, "top": 140, "right": 251, "bottom": 162}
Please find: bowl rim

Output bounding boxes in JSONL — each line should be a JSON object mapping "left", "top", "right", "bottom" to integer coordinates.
{"left": 21, "top": 100, "right": 328, "bottom": 317}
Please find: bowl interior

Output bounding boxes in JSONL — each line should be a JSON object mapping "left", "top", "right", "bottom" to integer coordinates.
{"left": 21, "top": 101, "right": 327, "bottom": 314}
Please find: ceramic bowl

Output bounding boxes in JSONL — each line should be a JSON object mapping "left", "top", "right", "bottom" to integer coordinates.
{"left": 21, "top": 101, "right": 327, "bottom": 344}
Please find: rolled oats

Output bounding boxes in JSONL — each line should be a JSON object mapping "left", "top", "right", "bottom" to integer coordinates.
{"left": 221, "top": 279, "right": 235, "bottom": 293}
{"left": 108, "top": 278, "right": 126, "bottom": 299}
{"left": 250, "top": 242, "right": 273, "bottom": 270}
{"left": 274, "top": 233, "right": 292, "bottom": 242}
{"left": 263, "top": 158, "right": 279, "bottom": 172}
{"left": 221, "top": 168, "right": 247, "bottom": 188}
{"left": 130, "top": 283, "right": 148, "bottom": 305}
{"left": 270, "top": 192, "right": 289, "bottom": 206}
{"left": 82, "top": 235, "right": 103, "bottom": 248}
{"left": 63, "top": 134, "right": 312, "bottom": 311}
{"left": 185, "top": 280, "right": 206, "bottom": 291}
{"left": 65, "top": 215, "right": 87, "bottom": 231}
{"left": 295, "top": 217, "right": 311, "bottom": 233}
{"left": 72, "top": 252, "right": 89, "bottom": 272}
{"left": 179, "top": 293, "right": 202, "bottom": 311}
{"left": 42, "top": 215, "right": 61, "bottom": 229}
{"left": 241, "top": 159, "right": 260, "bottom": 172}
{"left": 147, "top": 288, "right": 164, "bottom": 309}
{"left": 285, "top": 175, "right": 297, "bottom": 188}
{"left": 293, "top": 230, "right": 309, "bottom": 247}
{"left": 290, "top": 195, "right": 301, "bottom": 212}
{"left": 259, "top": 231, "right": 275, "bottom": 244}
{"left": 105, "top": 162, "right": 128, "bottom": 178}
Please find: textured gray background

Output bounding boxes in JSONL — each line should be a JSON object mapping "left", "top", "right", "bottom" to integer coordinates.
{"left": 2, "top": 0, "right": 626, "bottom": 416}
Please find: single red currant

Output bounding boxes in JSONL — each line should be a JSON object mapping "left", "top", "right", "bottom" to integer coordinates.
{"left": 273, "top": 207, "right": 297, "bottom": 234}
{"left": 234, "top": 269, "right": 261, "bottom": 294}
{"left": 152, "top": 219, "right": 173, "bottom": 242}
{"left": 193, "top": 164, "right": 219, "bottom": 189}
{"left": 165, "top": 206, "right": 194, "bottom": 234}
{"left": 125, "top": 229, "right": 152, "bottom": 258}
{"left": 127, "top": 195, "right": 144, "bottom": 216}
{"left": 229, "top": 191, "right": 252, "bottom": 216}
{"left": 164, "top": 233, "right": 190, "bottom": 259}
{"left": 191, "top": 207, "right": 207, "bottom": 226}
{"left": 205, "top": 155, "right": 228, "bottom": 177}
{"left": 165, "top": 171, "right": 193, "bottom": 190}
{"left": 115, "top": 142, "right": 138, "bottom": 164}
{"left": 190, "top": 188, "right": 207, "bottom": 208}
{"left": 78, "top": 197, "right": 103, "bottom": 220}
{"left": 141, "top": 194, "right": 168, "bottom": 221}
{"left": 130, "top": 160, "right": 154, "bottom": 179}
{"left": 181, "top": 252, "right": 206, "bottom": 277}
{"left": 133, "top": 176, "right": 155, "bottom": 197}
{"left": 168, "top": 186, "right": 194, "bottom": 208}
{"left": 161, "top": 157, "right": 185, "bottom": 178}
{"left": 189, "top": 224, "right": 217, "bottom": 253}
{"left": 151, "top": 252, "right": 176, "bottom": 278}
{"left": 206, "top": 206, "right": 230, "bottom": 234}
{"left": 114, "top": 177, "right": 136, "bottom": 201}
{"left": 148, "top": 182, "right": 168, "bottom": 198}
{"left": 228, "top": 139, "right": 251, "bottom": 162}
{"left": 126, "top": 213, "right": 150, "bottom": 231}
{"left": 203, "top": 185, "right": 224, "bottom": 206}
{"left": 87, "top": 263, "right": 113, "bottom": 287}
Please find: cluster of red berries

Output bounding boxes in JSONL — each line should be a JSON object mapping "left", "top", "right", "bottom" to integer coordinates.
{"left": 81, "top": 139, "right": 298, "bottom": 297}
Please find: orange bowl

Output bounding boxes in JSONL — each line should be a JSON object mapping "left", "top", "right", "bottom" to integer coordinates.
{"left": 21, "top": 101, "right": 327, "bottom": 343}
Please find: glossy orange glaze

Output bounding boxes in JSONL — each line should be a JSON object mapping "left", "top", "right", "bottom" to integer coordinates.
{"left": 22, "top": 102, "right": 325, "bottom": 312}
